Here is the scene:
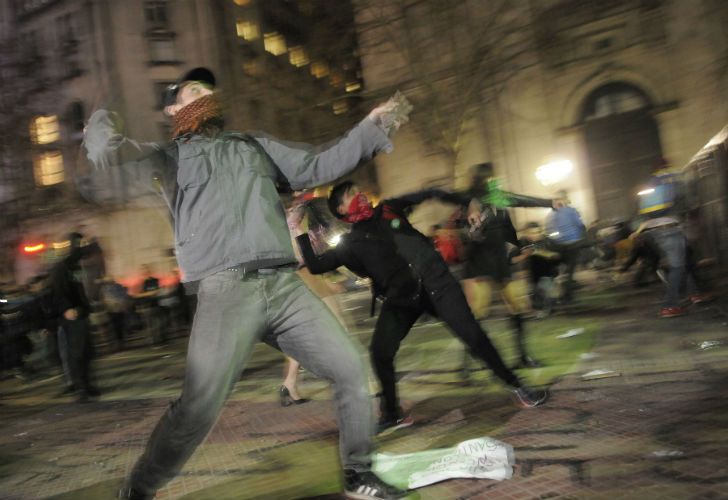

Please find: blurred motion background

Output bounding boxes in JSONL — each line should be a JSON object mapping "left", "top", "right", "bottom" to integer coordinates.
{"left": 1, "top": 0, "right": 727, "bottom": 289}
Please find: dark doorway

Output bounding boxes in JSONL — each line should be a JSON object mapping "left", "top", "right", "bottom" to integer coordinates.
{"left": 582, "top": 82, "right": 663, "bottom": 221}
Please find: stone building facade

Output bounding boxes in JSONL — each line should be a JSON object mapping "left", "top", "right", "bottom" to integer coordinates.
{"left": 354, "top": 0, "right": 728, "bottom": 231}
{"left": 1, "top": 0, "right": 366, "bottom": 285}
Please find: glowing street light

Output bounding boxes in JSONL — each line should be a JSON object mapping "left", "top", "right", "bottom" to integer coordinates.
{"left": 23, "top": 243, "right": 46, "bottom": 254}
{"left": 535, "top": 159, "right": 574, "bottom": 186}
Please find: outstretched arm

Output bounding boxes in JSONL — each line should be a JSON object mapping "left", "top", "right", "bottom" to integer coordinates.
{"left": 81, "top": 110, "right": 172, "bottom": 204}
{"left": 251, "top": 117, "right": 392, "bottom": 190}
{"left": 84, "top": 110, "right": 166, "bottom": 169}
{"left": 295, "top": 234, "right": 345, "bottom": 275}
{"left": 505, "top": 192, "right": 554, "bottom": 209}
{"left": 252, "top": 95, "right": 411, "bottom": 190}
{"left": 386, "top": 188, "right": 473, "bottom": 213}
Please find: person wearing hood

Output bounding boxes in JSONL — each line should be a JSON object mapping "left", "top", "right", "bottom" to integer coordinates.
{"left": 291, "top": 182, "right": 549, "bottom": 436}
{"left": 461, "top": 163, "right": 554, "bottom": 369}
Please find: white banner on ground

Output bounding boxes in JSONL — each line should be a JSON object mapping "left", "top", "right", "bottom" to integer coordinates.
{"left": 373, "top": 437, "right": 514, "bottom": 490}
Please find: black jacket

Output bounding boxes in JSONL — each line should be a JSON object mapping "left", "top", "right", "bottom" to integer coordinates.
{"left": 296, "top": 189, "right": 470, "bottom": 305}
{"left": 464, "top": 190, "right": 552, "bottom": 281}
{"left": 50, "top": 253, "right": 90, "bottom": 319}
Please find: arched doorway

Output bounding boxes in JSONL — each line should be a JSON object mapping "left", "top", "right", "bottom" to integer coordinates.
{"left": 581, "top": 82, "right": 663, "bottom": 220}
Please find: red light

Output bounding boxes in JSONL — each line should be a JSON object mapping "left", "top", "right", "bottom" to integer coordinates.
{"left": 23, "top": 243, "right": 46, "bottom": 254}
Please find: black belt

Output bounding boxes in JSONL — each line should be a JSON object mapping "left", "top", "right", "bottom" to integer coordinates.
{"left": 224, "top": 263, "right": 296, "bottom": 275}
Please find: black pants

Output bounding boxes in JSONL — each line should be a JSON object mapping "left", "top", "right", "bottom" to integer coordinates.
{"left": 371, "top": 270, "right": 519, "bottom": 419}
{"left": 108, "top": 312, "right": 126, "bottom": 348}
{"left": 59, "top": 318, "right": 95, "bottom": 392}
{"left": 553, "top": 241, "right": 583, "bottom": 301}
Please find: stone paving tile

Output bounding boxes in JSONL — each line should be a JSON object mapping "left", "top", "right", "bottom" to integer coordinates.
{"left": 2, "top": 282, "right": 728, "bottom": 499}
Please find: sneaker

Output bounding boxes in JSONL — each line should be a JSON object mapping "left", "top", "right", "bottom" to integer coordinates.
{"left": 512, "top": 385, "right": 549, "bottom": 408}
{"left": 376, "top": 414, "right": 414, "bottom": 435}
{"left": 118, "top": 484, "right": 153, "bottom": 500}
{"left": 660, "top": 306, "right": 687, "bottom": 318}
{"left": 343, "top": 469, "right": 409, "bottom": 499}
{"left": 689, "top": 293, "right": 713, "bottom": 305}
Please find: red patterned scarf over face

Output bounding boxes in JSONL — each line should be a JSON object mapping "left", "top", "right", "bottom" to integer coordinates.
{"left": 171, "top": 94, "right": 223, "bottom": 138}
{"left": 343, "top": 192, "right": 375, "bottom": 223}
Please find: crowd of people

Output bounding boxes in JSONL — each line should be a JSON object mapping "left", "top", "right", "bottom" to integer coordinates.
{"left": 0, "top": 65, "right": 712, "bottom": 500}
{"left": 0, "top": 237, "right": 193, "bottom": 403}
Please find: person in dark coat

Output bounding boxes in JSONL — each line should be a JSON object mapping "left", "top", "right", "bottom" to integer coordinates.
{"left": 49, "top": 232, "right": 99, "bottom": 402}
{"left": 461, "top": 163, "right": 553, "bottom": 368}
{"left": 292, "top": 181, "right": 548, "bottom": 434}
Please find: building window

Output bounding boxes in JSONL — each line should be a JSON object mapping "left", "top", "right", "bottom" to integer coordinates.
{"left": 149, "top": 37, "right": 176, "bottom": 63}
{"left": 144, "top": 0, "right": 168, "bottom": 27}
{"left": 263, "top": 32, "right": 287, "bottom": 56}
{"left": 329, "top": 70, "right": 344, "bottom": 88}
{"left": 20, "top": 30, "right": 41, "bottom": 62}
{"left": 582, "top": 82, "right": 650, "bottom": 121}
{"left": 15, "top": 0, "right": 55, "bottom": 17}
{"left": 236, "top": 19, "right": 259, "bottom": 41}
{"left": 33, "top": 151, "right": 65, "bottom": 186}
{"left": 67, "top": 101, "right": 85, "bottom": 135}
{"left": 233, "top": 0, "right": 251, "bottom": 5}
{"left": 333, "top": 99, "right": 348, "bottom": 115}
{"left": 30, "top": 115, "right": 60, "bottom": 145}
{"left": 310, "top": 61, "right": 329, "bottom": 79}
{"left": 288, "top": 46, "right": 309, "bottom": 68}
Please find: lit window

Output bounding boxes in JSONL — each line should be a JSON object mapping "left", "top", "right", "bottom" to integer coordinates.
{"left": 329, "top": 71, "right": 343, "bottom": 88}
{"left": 263, "top": 32, "right": 287, "bottom": 56}
{"left": 236, "top": 20, "right": 259, "bottom": 41}
{"left": 30, "top": 115, "right": 60, "bottom": 145}
{"left": 345, "top": 81, "right": 361, "bottom": 93}
{"left": 234, "top": 0, "right": 251, "bottom": 5}
{"left": 33, "top": 151, "right": 65, "bottom": 186}
{"left": 310, "top": 61, "right": 329, "bottom": 79}
{"left": 288, "top": 46, "right": 309, "bottom": 67}
{"left": 333, "top": 100, "right": 348, "bottom": 115}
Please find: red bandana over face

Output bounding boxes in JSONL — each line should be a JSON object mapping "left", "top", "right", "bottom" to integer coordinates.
{"left": 343, "top": 192, "right": 374, "bottom": 223}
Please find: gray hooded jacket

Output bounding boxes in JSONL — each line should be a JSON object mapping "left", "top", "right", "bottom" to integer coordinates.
{"left": 83, "top": 110, "right": 392, "bottom": 283}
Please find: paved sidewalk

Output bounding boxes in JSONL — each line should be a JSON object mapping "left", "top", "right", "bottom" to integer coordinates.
{"left": 1, "top": 279, "right": 727, "bottom": 499}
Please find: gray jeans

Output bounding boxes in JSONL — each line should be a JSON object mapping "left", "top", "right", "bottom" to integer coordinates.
{"left": 648, "top": 226, "right": 696, "bottom": 307}
{"left": 130, "top": 267, "right": 373, "bottom": 494}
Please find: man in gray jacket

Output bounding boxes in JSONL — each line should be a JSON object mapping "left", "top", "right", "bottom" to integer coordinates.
{"left": 85, "top": 67, "right": 410, "bottom": 500}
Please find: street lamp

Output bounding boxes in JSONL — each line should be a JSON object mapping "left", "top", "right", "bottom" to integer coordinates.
{"left": 535, "top": 159, "right": 574, "bottom": 186}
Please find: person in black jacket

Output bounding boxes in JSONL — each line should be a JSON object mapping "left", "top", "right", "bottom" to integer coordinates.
{"left": 49, "top": 232, "right": 99, "bottom": 403}
{"left": 292, "top": 181, "right": 548, "bottom": 434}
{"left": 462, "top": 163, "right": 553, "bottom": 368}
